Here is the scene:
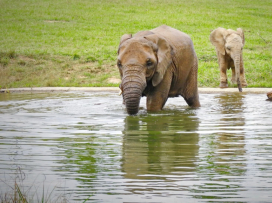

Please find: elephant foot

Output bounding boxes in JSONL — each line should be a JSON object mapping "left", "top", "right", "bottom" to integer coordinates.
{"left": 220, "top": 82, "right": 228, "bottom": 88}
{"left": 242, "top": 82, "right": 248, "bottom": 87}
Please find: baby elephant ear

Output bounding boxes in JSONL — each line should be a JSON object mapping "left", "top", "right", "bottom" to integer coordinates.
{"left": 144, "top": 34, "right": 173, "bottom": 87}
{"left": 210, "top": 27, "right": 227, "bottom": 55}
{"left": 237, "top": 28, "right": 245, "bottom": 45}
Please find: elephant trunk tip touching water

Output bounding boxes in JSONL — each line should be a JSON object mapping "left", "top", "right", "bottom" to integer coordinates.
{"left": 120, "top": 76, "right": 147, "bottom": 115}
{"left": 122, "top": 85, "right": 147, "bottom": 115}
{"left": 234, "top": 56, "right": 243, "bottom": 92}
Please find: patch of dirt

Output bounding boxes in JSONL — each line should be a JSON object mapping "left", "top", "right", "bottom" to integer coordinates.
{"left": 78, "top": 75, "right": 87, "bottom": 79}
{"left": 107, "top": 77, "right": 121, "bottom": 84}
{"left": 20, "top": 56, "right": 36, "bottom": 62}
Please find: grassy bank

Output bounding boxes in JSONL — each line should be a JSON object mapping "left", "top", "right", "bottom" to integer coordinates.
{"left": 0, "top": 0, "right": 271, "bottom": 88}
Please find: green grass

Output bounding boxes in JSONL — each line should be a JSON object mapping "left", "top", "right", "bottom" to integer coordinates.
{"left": 0, "top": 0, "right": 271, "bottom": 88}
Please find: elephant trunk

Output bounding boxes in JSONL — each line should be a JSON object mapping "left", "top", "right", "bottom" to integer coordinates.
{"left": 234, "top": 55, "right": 242, "bottom": 92}
{"left": 121, "top": 69, "right": 146, "bottom": 115}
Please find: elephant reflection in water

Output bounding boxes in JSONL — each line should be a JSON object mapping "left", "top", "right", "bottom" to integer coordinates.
{"left": 122, "top": 110, "right": 200, "bottom": 180}
{"left": 216, "top": 93, "right": 246, "bottom": 148}
{"left": 206, "top": 93, "right": 246, "bottom": 177}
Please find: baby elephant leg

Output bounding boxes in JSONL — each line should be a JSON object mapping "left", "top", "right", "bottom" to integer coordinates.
{"left": 231, "top": 64, "right": 247, "bottom": 87}
{"left": 240, "top": 63, "right": 247, "bottom": 87}
{"left": 220, "top": 65, "right": 228, "bottom": 88}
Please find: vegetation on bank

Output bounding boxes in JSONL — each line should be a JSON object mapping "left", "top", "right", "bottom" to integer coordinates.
{"left": 0, "top": 0, "right": 271, "bottom": 88}
{"left": 0, "top": 167, "right": 93, "bottom": 203}
{"left": 0, "top": 168, "right": 66, "bottom": 203}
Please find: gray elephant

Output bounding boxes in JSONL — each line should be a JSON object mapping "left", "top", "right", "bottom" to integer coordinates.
{"left": 117, "top": 25, "right": 200, "bottom": 115}
{"left": 210, "top": 27, "right": 247, "bottom": 92}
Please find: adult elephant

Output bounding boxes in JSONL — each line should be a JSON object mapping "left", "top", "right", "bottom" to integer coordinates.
{"left": 210, "top": 27, "right": 247, "bottom": 92}
{"left": 117, "top": 25, "right": 200, "bottom": 115}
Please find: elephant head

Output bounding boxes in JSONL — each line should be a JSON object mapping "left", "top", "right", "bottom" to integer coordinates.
{"left": 210, "top": 27, "right": 245, "bottom": 92}
{"left": 117, "top": 32, "right": 172, "bottom": 115}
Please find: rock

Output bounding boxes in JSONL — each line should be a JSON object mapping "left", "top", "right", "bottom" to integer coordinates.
{"left": 267, "top": 91, "right": 272, "bottom": 100}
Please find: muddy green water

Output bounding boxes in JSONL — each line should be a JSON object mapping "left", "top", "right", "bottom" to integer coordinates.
{"left": 0, "top": 92, "right": 272, "bottom": 202}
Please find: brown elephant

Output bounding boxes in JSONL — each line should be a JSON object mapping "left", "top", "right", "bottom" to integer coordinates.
{"left": 117, "top": 25, "right": 200, "bottom": 115}
{"left": 210, "top": 27, "right": 247, "bottom": 92}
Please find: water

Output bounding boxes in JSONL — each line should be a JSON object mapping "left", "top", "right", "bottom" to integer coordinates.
{"left": 0, "top": 92, "right": 272, "bottom": 202}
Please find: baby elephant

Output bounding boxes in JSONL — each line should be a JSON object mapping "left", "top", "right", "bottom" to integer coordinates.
{"left": 210, "top": 27, "right": 247, "bottom": 92}
{"left": 117, "top": 25, "right": 200, "bottom": 115}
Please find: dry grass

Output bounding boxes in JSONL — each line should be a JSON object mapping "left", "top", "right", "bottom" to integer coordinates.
{"left": 0, "top": 53, "right": 120, "bottom": 88}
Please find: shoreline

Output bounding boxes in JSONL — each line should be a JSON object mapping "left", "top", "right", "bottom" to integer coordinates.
{"left": 0, "top": 87, "right": 271, "bottom": 94}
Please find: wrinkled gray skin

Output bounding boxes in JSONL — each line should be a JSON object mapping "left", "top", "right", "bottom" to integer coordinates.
{"left": 210, "top": 27, "right": 247, "bottom": 92}
{"left": 117, "top": 25, "right": 200, "bottom": 115}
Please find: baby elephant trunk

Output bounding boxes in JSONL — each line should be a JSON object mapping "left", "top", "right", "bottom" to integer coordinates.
{"left": 234, "top": 56, "right": 242, "bottom": 92}
{"left": 121, "top": 73, "right": 147, "bottom": 115}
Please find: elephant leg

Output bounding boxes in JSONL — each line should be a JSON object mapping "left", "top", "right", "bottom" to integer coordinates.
{"left": 183, "top": 61, "right": 200, "bottom": 107}
{"left": 146, "top": 90, "right": 169, "bottom": 111}
{"left": 217, "top": 52, "right": 228, "bottom": 88}
{"left": 146, "top": 70, "right": 172, "bottom": 111}
{"left": 219, "top": 62, "right": 228, "bottom": 88}
{"left": 240, "top": 72, "right": 247, "bottom": 87}
{"left": 183, "top": 88, "right": 200, "bottom": 108}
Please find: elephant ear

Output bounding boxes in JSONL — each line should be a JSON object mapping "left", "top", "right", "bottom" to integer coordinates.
{"left": 144, "top": 34, "right": 173, "bottom": 87}
{"left": 118, "top": 34, "right": 132, "bottom": 53}
{"left": 133, "top": 30, "right": 153, "bottom": 38}
{"left": 210, "top": 27, "right": 227, "bottom": 55}
{"left": 236, "top": 28, "right": 245, "bottom": 45}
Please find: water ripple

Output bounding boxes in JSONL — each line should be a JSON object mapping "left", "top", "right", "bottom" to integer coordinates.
{"left": 0, "top": 92, "right": 272, "bottom": 202}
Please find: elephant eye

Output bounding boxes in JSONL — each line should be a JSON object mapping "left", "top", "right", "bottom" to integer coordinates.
{"left": 117, "top": 60, "right": 122, "bottom": 68}
{"left": 146, "top": 59, "right": 153, "bottom": 67}
{"left": 226, "top": 46, "right": 231, "bottom": 50}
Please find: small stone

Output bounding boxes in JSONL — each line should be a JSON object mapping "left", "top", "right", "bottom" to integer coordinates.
{"left": 267, "top": 91, "right": 272, "bottom": 100}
